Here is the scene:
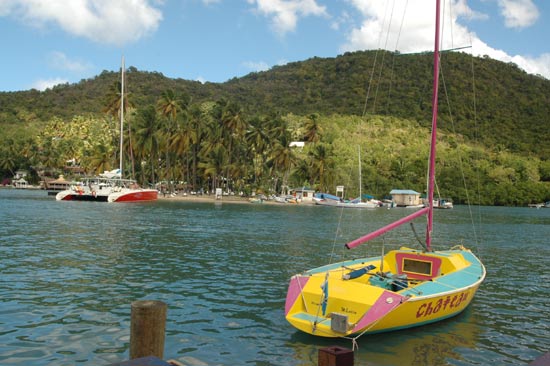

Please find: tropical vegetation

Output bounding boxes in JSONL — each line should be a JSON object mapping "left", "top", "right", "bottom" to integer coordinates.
{"left": 0, "top": 50, "right": 549, "bottom": 206}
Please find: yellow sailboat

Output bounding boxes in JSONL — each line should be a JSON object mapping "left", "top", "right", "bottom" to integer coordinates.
{"left": 284, "top": 0, "right": 485, "bottom": 338}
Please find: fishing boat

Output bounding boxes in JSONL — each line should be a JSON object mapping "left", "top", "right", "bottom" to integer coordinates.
{"left": 284, "top": 0, "right": 485, "bottom": 338}
{"left": 56, "top": 58, "right": 158, "bottom": 203}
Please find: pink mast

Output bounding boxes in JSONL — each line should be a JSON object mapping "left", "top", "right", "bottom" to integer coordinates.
{"left": 426, "top": 0, "right": 441, "bottom": 251}
{"left": 346, "top": 0, "right": 441, "bottom": 251}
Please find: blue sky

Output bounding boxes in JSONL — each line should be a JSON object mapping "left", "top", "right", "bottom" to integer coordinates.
{"left": 0, "top": 0, "right": 548, "bottom": 92}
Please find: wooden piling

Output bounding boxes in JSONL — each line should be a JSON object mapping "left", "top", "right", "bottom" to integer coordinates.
{"left": 130, "top": 300, "right": 167, "bottom": 360}
{"left": 318, "top": 346, "right": 354, "bottom": 366}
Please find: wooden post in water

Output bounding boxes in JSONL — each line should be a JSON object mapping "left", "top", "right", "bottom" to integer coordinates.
{"left": 318, "top": 346, "right": 354, "bottom": 366}
{"left": 130, "top": 300, "right": 167, "bottom": 360}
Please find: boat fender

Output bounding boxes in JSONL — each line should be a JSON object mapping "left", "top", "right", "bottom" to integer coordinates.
{"left": 92, "top": 190, "right": 96, "bottom": 197}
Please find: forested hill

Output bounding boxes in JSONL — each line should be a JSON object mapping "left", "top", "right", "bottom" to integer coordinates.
{"left": 1, "top": 50, "right": 549, "bottom": 157}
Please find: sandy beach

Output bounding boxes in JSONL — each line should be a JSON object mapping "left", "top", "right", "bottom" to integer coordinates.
{"left": 157, "top": 193, "right": 300, "bottom": 205}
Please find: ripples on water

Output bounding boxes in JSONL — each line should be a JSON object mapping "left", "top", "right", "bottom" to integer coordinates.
{"left": 0, "top": 189, "right": 548, "bottom": 365}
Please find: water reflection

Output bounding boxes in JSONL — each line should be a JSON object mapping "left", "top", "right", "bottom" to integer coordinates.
{"left": 285, "top": 310, "right": 481, "bottom": 366}
{"left": 0, "top": 190, "right": 549, "bottom": 365}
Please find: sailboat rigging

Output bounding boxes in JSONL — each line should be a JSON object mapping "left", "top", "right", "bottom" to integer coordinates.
{"left": 284, "top": 0, "right": 485, "bottom": 339}
{"left": 56, "top": 57, "right": 158, "bottom": 203}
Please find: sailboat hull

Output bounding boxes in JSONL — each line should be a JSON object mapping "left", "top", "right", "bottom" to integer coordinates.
{"left": 285, "top": 247, "right": 485, "bottom": 337}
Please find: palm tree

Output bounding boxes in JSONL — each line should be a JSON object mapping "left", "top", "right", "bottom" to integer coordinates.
{"left": 303, "top": 113, "right": 323, "bottom": 143}
{"left": 157, "top": 90, "right": 183, "bottom": 193}
{"left": 134, "top": 105, "right": 161, "bottom": 185}
{"left": 200, "top": 111, "right": 224, "bottom": 158}
{"left": 246, "top": 116, "right": 271, "bottom": 187}
{"left": 20, "top": 138, "right": 38, "bottom": 169}
{"left": 198, "top": 145, "right": 228, "bottom": 192}
{"left": 187, "top": 105, "right": 205, "bottom": 191}
{"left": 212, "top": 98, "right": 248, "bottom": 193}
{"left": 309, "top": 143, "right": 335, "bottom": 192}
{"left": 86, "top": 144, "right": 113, "bottom": 175}
{"left": 0, "top": 141, "right": 17, "bottom": 178}
{"left": 291, "top": 158, "right": 314, "bottom": 187}
{"left": 268, "top": 132, "right": 296, "bottom": 194}
{"left": 169, "top": 109, "right": 197, "bottom": 192}
{"left": 157, "top": 90, "right": 181, "bottom": 122}
{"left": 103, "top": 81, "right": 123, "bottom": 120}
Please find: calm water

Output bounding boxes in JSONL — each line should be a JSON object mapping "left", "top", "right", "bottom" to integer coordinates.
{"left": 0, "top": 189, "right": 548, "bottom": 366}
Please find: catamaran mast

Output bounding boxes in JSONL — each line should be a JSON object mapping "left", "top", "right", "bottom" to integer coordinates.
{"left": 119, "top": 56, "right": 124, "bottom": 178}
{"left": 426, "top": 0, "right": 442, "bottom": 250}
{"left": 358, "top": 146, "right": 362, "bottom": 201}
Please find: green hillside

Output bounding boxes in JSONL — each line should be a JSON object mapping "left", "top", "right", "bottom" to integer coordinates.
{"left": 0, "top": 50, "right": 549, "bottom": 205}
{"left": 2, "top": 50, "right": 549, "bottom": 154}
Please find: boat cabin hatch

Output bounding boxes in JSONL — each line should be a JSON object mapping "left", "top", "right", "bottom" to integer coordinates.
{"left": 395, "top": 253, "right": 442, "bottom": 280}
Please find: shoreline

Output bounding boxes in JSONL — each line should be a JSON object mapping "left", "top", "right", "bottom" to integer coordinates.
{"left": 1, "top": 186, "right": 308, "bottom": 205}
{"left": 157, "top": 193, "right": 304, "bottom": 205}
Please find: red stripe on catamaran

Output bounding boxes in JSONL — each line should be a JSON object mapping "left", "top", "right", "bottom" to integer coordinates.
{"left": 110, "top": 190, "right": 158, "bottom": 202}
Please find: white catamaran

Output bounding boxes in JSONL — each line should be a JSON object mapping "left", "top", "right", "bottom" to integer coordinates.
{"left": 56, "top": 57, "right": 158, "bottom": 203}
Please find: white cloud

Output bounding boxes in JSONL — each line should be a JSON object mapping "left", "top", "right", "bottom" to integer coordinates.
{"left": 243, "top": 60, "right": 270, "bottom": 72}
{"left": 32, "top": 78, "right": 69, "bottom": 91}
{"left": 48, "top": 51, "right": 93, "bottom": 73}
{"left": 0, "top": 1, "right": 17, "bottom": 16}
{"left": 342, "top": 0, "right": 437, "bottom": 53}
{"left": 247, "top": 0, "right": 327, "bottom": 36}
{"left": 341, "top": 0, "right": 549, "bottom": 78}
{"left": 497, "top": 0, "right": 539, "bottom": 29}
{"left": 473, "top": 36, "right": 550, "bottom": 78}
{"left": 2, "top": 0, "right": 162, "bottom": 46}
{"left": 512, "top": 53, "right": 550, "bottom": 78}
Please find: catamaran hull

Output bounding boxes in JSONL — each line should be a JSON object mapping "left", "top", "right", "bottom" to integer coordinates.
{"left": 108, "top": 189, "right": 158, "bottom": 202}
{"left": 56, "top": 191, "right": 108, "bottom": 202}
{"left": 284, "top": 248, "right": 485, "bottom": 338}
{"left": 56, "top": 189, "right": 158, "bottom": 203}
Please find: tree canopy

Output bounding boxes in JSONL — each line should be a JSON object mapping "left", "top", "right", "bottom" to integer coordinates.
{"left": 1, "top": 50, "right": 549, "bottom": 205}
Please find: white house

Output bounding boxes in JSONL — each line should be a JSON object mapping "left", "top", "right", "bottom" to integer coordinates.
{"left": 390, "top": 189, "right": 423, "bottom": 207}
{"left": 13, "top": 170, "right": 28, "bottom": 188}
{"left": 290, "top": 187, "right": 316, "bottom": 203}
